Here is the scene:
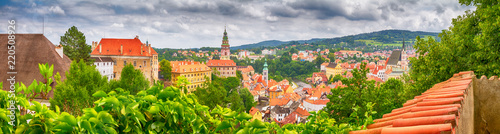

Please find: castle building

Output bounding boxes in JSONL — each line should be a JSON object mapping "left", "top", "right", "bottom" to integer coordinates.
{"left": 90, "top": 36, "right": 158, "bottom": 84}
{"left": 206, "top": 59, "right": 237, "bottom": 78}
{"left": 220, "top": 27, "right": 231, "bottom": 60}
{"left": 170, "top": 61, "right": 211, "bottom": 93}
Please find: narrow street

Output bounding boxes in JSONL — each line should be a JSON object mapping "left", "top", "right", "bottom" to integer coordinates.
{"left": 293, "top": 79, "right": 312, "bottom": 93}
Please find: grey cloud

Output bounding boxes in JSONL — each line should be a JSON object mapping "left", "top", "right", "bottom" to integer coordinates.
{"left": 268, "top": 5, "right": 300, "bottom": 18}
{"left": 2, "top": 0, "right": 475, "bottom": 49}
{"left": 435, "top": 5, "right": 445, "bottom": 14}
{"left": 163, "top": 0, "right": 243, "bottom": 17}
{"left": 289, "top": 0, "right": 346, "bottom": 20}
{"left": 378, "top": 2, "right": 404, "bottom": 13}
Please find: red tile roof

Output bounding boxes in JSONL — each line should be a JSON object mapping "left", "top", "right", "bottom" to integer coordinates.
{"left": 238, "top": 66, "right": 254, "bottom": 73}
{"left": 269, "top": 97, "right": 291, "bottom": 106}
{"left": 294, "top": 107, "right": 310, "bottom": 117}
{"left": 249, "top": 107, "right": 260, "bottom": 115}
{"left": 279, "top": 112, "right": 298, "bottom": 125}
{"left": 350, "top": 71, "right": 474, "bottom": 134}
{"left": 91, "top": 37, "right": 157, "bottom": 56}
{"left": 254, "top": 84, "right": 265, "bottom": 91}
{"left": 282, "top": 93, "right": 301, "bottom": 102}
{"left": 367, "top": 75, "right": 384, "bottom": 83}
{"left": 206, "top": 60, "right": 236, "bottom": 67}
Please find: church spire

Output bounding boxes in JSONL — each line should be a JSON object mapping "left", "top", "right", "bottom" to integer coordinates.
{"left": 222, "top": 25, "right": 228, "bottom": 45}
{"left": 220, "top": 26, "right": 230, "bottom": 60}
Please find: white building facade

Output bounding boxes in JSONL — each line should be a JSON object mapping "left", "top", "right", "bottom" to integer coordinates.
{"left": 91, "top": 57, "right": 114, "bottom": 81}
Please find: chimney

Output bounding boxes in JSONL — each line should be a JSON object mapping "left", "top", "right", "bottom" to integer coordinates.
{"left": 120, "top": 45, "right": 123, "bottom": 55}
{"left": 55, "top": 45, "right": 64, "bottom": 59}
{"left": 135, "top": 35, "right": 139, "bottom": 39}
{"left": 99, "top": 44, "right": 102, "bottom": 53}
{"left": 148, "top": 44, "right": 151, "bottom": 54}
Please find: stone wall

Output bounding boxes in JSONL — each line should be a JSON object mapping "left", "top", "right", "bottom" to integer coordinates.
{"left": 457, "top": 74, "right": 474, "bottom": 134}
{"left": 473, "top": 76, "right": 500, "bottom": 134}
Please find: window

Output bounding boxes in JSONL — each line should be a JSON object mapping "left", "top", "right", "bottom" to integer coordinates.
{"left": 124, "top": 60, "right": 127, "bottom": 65}
{"left": 134, "top": 61, "right": 137, "bottom": 66}
{"left": 144, "top": 61, "right": 147, "bottom": 67}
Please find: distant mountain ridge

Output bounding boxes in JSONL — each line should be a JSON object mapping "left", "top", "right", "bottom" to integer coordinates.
{"left": 231, "top": 29, "right": 439, "bottom": 50}
{"left": 231, "top": 39, "right": 324, "bottom": 50}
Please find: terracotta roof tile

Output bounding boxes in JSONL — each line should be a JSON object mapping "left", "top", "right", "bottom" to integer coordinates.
{"left": 269, "top": 97, "right": 291, "bottom": 106}
{"left": 294, "top": 107, "right": 310, "bottom": 117}
{"left": 206, "top": 60, "right": 236, "bottom": 67}
{"left": 350, "top": 71, "right": 474, "bottom": 134}
{"left": 91, "top": 37, "right": 157, "bottom": 57}
{"left": 249, "top": 107, "right": 260, "bottom": 115}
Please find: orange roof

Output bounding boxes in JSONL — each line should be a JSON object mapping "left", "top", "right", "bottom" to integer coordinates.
{"left": 238, "top": 66, "right": 254, "bottom": 73}
{"left": 206, "top": 60, "right": 236, "bottom": 67}
{"left": 303, "top": 86, "right": 331, "bottom": 105}
{"left": 91, "top": 37, "right": 157, "bottom": 56}
{"left": 170, "top": 61, "right": 211, "bottom": 73}
{"left": 254, "top": 84, "right": 265, "bottom": 91}
{"left": 304, "top": 99, "right": 329, "bottom": 105}
{"left": 350, "top": 71, "right": 474, "bottom": 134}
{"left": 279, "top": 112, "right": 298, "bottom": 125}
{"left": 282, "top": 93, "right": 301, "bottom": 102}
{"left": 250, "top": 90, "right": 259, "bottom": 96}
{"left": 252, "top": 74, "right": 261, "bottom": 81}
{"left": 277, "top": 79, "right": 289, "bottom": 85}
{"left": 268, "top": 86, "right": 279, "bottom": 92}
{"left": 256, "top": 75, "right": 263, "bottom": 84}
{"left": 249, "top": 107, "right": 260, "bottom": 115}
{"left": 367, "top": 75, "right": 384, "bottom": 83}
{"left": 294, "top": 107, "right": 310, "bottom": 117}
{"left": 266, "top": 79, "right": 278, "bottom": 87}
{"left": 242, "top": 74, "right": 250, "bottom": 81}
{"left": 321, "top": 62, "right": 329, "bottom": 66}
{"left": 269, "top": 97, "right": 291, "bottom": 106}
{"left": 310, "top": 87, "right": 331, "bottom": 98}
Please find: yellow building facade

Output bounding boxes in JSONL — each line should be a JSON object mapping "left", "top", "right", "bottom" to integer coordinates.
{"left": 325, "top": 62, "right": 343, "bottom": 78}
{"left": 170, "top": 61, "right": 212, "bottom": 93}
{"left": 249, "top": 107, "right": 262, "bottom": 121}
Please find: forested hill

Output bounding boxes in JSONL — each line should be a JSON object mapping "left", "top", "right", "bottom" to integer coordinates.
{"left": 231, "top": 29, "right": 439, "bottom": 50}
{"left": 231, "top": 39, "right": 324, "bottom": 50}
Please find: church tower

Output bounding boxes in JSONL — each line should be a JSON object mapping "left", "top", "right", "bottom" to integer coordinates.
{"left": 263, "top": 59, "right": 268, "bottom": 86}
{"left": 220, "top": 26, "right": 230, "bottom": 60}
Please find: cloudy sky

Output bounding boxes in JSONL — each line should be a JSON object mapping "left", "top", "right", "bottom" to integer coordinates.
{"left": 1, "top": 0, "right": 474, "bottom": 49}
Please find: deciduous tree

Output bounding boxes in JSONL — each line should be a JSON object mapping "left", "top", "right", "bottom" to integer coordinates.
{"left": 159, "top": 59, "right": 172, "bottom": 81}
{"left": 110, "top": 64, "right": 150, "bottom": 95}
{"left": 50, "top": 59, "right": 110, "bottom": 115}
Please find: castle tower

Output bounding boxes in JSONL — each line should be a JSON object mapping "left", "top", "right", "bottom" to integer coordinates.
{"left": 220, "top": 26, "right": 231, "bottom": 60}
{"left": 263, "top": 58, "right": 268, "bottom": 86}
